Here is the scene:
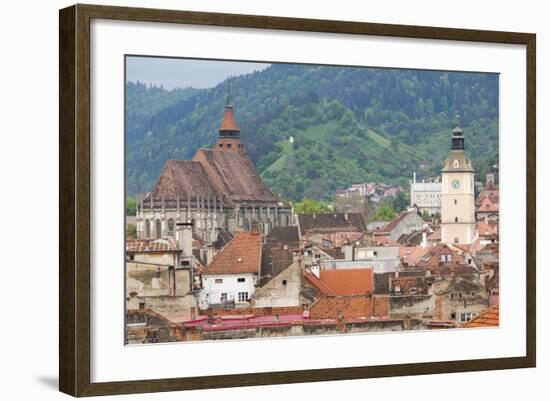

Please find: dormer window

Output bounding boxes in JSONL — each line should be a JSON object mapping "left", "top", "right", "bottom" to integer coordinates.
{"left": 453, "top": 159, "right": 460, "bottom": 168}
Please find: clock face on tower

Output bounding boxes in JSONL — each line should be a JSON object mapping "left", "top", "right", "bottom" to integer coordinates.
{"left": 452, "top": 179, "right": 460, "bottom": 189}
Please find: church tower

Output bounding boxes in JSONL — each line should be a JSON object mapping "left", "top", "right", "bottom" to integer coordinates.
{"left": 440, "top": 113, "right": 476, "bottom": 245}
{"left": 214, "top": 83, "right": 245, "bottom": 153}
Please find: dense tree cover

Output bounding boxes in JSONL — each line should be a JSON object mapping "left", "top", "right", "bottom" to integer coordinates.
{"left": 125, "top": 197, "right": 136, "bottom": 216}
{"left": 372, "top": 203, "right": 397, "bottom": 221}
{"left": 125, "top": 64, "right": 499, "bottom": 200}
{"left": 392, "top": 191, "right": 410, "bottom": 213}
{"left": 293, "top": 198, "right": 333, "bottom": 214}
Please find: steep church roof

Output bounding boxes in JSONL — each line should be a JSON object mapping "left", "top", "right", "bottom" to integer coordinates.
{"left": 193, "top": 148, "right": 279, "bottom": 204}
{"left": 149, "top": 160, "right": 221, "bottom": 201}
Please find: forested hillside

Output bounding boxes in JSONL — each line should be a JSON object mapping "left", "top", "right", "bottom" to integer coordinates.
{"left": 125, "top": 64, "right": 499, "bottom": 201}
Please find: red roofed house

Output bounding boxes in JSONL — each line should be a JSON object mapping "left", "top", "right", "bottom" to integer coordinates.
{"left": 475, "top": 176, "right": 499, "bottom": 221}
{"left": 304, "top": 267, "right": 389, "bottom": 320}
{"left": 199, "top": 226, "right": 262, "bottom": 308}
{"left": 136, "top": 96, "right": 292, "bottom": 244}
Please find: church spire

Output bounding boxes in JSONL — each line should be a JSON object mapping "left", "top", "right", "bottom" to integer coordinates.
{"left": 214, "top": 81, "right": 244, "bottom": 153}
{"left": 451, "top": 111, "right": 465, "bottom": 150}
{"left": 219, "top": 80, "right": 240, "bottom": 136}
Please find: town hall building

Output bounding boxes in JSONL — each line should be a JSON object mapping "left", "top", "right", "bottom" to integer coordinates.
{"left": 440, "top": 114, "right": 476, "bottom": 245}
{"left": 135, "top": 97, "right": 293, "bottom": 243}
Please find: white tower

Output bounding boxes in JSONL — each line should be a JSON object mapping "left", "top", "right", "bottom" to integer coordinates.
{"left": 440, "top": 113, "right": 476, "bottom": 245}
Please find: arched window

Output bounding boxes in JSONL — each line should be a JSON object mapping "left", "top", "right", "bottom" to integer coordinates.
{"left": 454, "top": 217, "right": 459, "bottom": 223}
{"left": 453, "top": 159, "right": 460, "bottom": 168}
{"left": 145, "top": 219, "right": 151, "bottom": 238}
{"left": 155, "top": 219, "right": 162, "bottom": 239}
{"left": 167, "top": 218, "right": 175, "bottom": 236}
{"left": 454, "top": 199, "right": 457, "bottom": 205}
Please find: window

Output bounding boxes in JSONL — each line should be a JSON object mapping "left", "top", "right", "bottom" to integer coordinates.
{"left": 215, "top": 278, "right": 223, "bottom": 284}
{"left": 453, "top": 159, "right": 460, "bottom": 168}
{"left": 220, "top": 293, "right": 227, "bottom": 302}
{"left": 227, "top": 143, "right": 232, "bottom": 148}
{"left": 219, "top": 144, "right": 223, "bottom": 148}
{"left": 180, "top": 260, "right": 190, "bottom": 266}
{"left": 238, "top": 292, "right": 249, "bottom": 302}
{"left": 282, "top": 280, "right": 287, "bottom": 285}
{"left": 167, "top": 219, "right": 175, "bottom": 236}
{"left": 145, "top": 219, "right": 150, "bottom": 238}
{"left": 155, "top": 219, "right": 162, "bottom": 239}
{"left": 454, "top": 217, "right": 459, "bottom": 222}
{"left": 454, "top": 237, "right": 459, "bottom": 244}
{"left": 454, "top": 199, "right": 457, "bottom": 205}
{"left": 237, "top": 277, "right": 245, "bottom": 283}
{"left": 129, "top": 254, "right": 134, "bottom": 261}
{"left": 460, "top": 312, "right": 474, "bottom": 323}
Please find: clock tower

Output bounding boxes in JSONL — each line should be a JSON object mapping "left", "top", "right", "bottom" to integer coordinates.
{"left": 440, "top": 113, "right": 476, "bottom": 245}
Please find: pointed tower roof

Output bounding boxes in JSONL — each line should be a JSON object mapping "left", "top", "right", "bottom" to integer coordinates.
{"left": 219, "top": 104, "right": 240, "bottom": 133}
{"left": 219, "top": 81, "right": 240, "bottom": 134}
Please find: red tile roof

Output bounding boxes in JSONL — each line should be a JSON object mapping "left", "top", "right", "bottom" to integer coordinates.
{"left": 400, "top": 246, "right": 428, "bottom": 266}
{"left": 372, "top": 235, "right": 401, "bottom": 247}
{"left": 219, "top": 105, "right": 240, "bottom": 132}
{"left": 476, "top": 221, "right": 498, "bottom": 236}
{"left": 309, "top": 295, "right": 389, "bottom": 319}
{"left": 126, "top": 237, "right": 178, "bottom": 253}
{"left": 305, "top": 268, "right": 373, "bottom": 296}
{"left": 204, "top": 231, "right": 262, "bottom": 275}
{"left": 463, "top": 304, "right": 499, "bottom": 328}
{"left": 476, "top": 196, "right": 499, "bottom": 213}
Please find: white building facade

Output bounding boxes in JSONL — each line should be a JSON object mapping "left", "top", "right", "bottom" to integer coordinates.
{"left": 410, "top": 172, "right": 441, "bottom": 216}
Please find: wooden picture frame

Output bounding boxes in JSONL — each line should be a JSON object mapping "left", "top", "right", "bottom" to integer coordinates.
{"left": 59, "top": 3, "right": 536, "bottom": 397}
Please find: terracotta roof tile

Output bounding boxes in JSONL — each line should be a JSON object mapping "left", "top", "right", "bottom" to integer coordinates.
{"left": 126, "top": 237, "right": 178, "bottom": 252}
{"left": 219, "top": 105, "right": 240, "bottom": 132}
{"left": 319, "top": 268, "right": 373, "bottom": 295}
{"left": 204, "top": 231, "right": 262, "bottom": 275}
{"left": 400, "top": 246, "right": 428, "bottom": 266}
{"left": 463, "top": 304, "right": 499, "bottom": 327}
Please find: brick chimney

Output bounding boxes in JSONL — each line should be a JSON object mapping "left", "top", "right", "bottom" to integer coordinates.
{"left": 176, "top": 222, "right": 193, "bottom": 257}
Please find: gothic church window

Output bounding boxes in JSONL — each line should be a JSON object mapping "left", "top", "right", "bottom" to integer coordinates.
{"left": 145, "top": 219, "right": 150, "bottom": 238}
{"left": 155, "top": 219, "right": 162, "bottom": 239}
{"left": 167, "top": 219, "right": 175, "bottom": 236}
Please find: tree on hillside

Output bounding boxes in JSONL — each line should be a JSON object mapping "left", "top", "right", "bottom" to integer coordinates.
{"left": 392, "top": 191, "right": 410, "bottom": 212}
{"left": 294, "top": 198, "right": 332, "bottom": 214}
{"left": 372, "top": 202, "right": 396, "bottom": 221}
{"left": 126, "top": 197, "right": 137, "bottom": 216}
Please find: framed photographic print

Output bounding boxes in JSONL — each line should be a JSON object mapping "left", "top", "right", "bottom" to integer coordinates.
{"left": 59, "top": 4, "right": 536, "bottom": 397}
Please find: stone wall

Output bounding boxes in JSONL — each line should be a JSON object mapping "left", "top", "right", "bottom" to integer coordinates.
{"left": 251, "top": 262, "right": 302, "bottom": 308}
{"left": 390, "top": 294, "right": 434, "bottom": 319}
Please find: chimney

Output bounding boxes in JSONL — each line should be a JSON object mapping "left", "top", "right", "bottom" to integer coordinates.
{"left": 206, "top": 243, "right": 215, "bottom": 265}
{"left": 421, "top": 231, "right": 427, "bottom": 249}
{"left": 176, "top": 222, "right": 193, "bottom": 257}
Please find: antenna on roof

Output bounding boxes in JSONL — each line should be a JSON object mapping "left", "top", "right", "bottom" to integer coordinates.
{"left": 455, "top": 110, "right": 461, "bottom": 128}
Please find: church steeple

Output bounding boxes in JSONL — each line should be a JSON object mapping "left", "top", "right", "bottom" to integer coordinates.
{"left": 451, "top": 111, "right": 465, "bottom": 150}
{"left": 214, "top": 81, "right": 244, "bottom": 153}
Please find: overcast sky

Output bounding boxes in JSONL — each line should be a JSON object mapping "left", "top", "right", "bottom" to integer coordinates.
{"left": 126, "top": 57, "right": 270, "bottom": 89}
